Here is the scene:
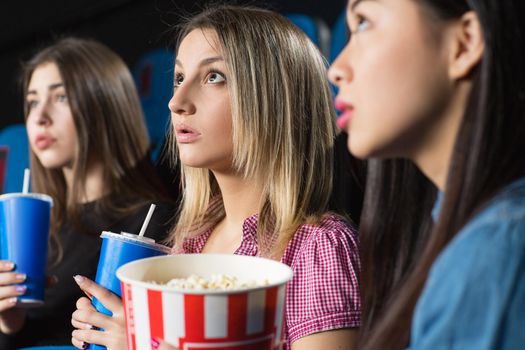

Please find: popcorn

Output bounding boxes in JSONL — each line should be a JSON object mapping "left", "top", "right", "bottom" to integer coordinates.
{"left": 158, "top": 274, "right": 269, "bottom": 291}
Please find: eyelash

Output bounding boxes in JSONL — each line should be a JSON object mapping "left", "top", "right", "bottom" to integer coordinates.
{"left": 173, "top": 69, "right": 227, "bottom": 89}
{"left": 349, "top": 13, "right": 370, "bottom": 35}
{"left": 26, "top": 93, "right": 67, "bottom": 110}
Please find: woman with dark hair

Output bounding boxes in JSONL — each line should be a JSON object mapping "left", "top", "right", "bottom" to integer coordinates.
{"left": 0, "top": 37, "right": 176, "bottom": 348}
{"left": 329, "top": 0, "right": 525, "bottom": 349}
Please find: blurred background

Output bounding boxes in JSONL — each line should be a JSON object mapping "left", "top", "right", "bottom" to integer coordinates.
{"left": 0, "top": 0, "right": 349, "bottom": 193}
{"left": 0, "top": 0, "right": 347, "bottom": 128}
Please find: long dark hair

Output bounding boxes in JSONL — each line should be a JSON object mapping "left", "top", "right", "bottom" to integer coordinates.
{"left": 21, "top": 38, "right": 172, "bottom": 263}
{"left": 360, "top": 0, "right": 525, "bottom": 348}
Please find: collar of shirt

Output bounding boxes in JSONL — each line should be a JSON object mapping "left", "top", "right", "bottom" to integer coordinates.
{"left": 182, "top": 214, "right": 260, "bottom": 256}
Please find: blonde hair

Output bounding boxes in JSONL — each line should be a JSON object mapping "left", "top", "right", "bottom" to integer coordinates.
{"left": 170, "top": 5, "right": 336, "bottom": 257}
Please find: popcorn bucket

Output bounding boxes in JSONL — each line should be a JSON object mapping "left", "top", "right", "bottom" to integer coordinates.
{"left": 116, "top": 254, "right": 293, "bottom": 350}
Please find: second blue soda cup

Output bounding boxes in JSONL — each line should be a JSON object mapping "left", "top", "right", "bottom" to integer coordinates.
{"left": 0, "top": 193, "right": 53, "bottom": 307}
{"left": 89, "top": 230, "right": 170, "bottom": 350}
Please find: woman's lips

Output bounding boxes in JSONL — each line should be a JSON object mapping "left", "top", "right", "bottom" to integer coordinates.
{"left": 34, "top": 135, "right": 56, "bottom": 150}
{"left": 334, "top": 99, "right": 354, "bottom": 131}
{"left": 175, "top": 124, "right": 201, "bottom": 143}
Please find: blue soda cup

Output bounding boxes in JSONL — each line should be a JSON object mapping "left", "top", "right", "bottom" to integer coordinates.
{"left": 89, "top": 231, "right": 170, "bottom": 350}
{"left": 0, "top": 193, "right": 53, "bottom": 307}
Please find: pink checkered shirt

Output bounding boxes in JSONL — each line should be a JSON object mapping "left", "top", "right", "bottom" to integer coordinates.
{"left": 178, "top": 214, "right": 361, "bottom": 348}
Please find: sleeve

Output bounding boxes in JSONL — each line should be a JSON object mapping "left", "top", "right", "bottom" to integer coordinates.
{"left": 286, "top": 219, "right": 361, "bottom": 343}
{"left": 409, "top": 219, "right": 525, "bottom": 350}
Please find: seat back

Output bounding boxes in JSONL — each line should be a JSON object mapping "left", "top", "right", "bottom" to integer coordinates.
{"left": 287, "top": 14, "right": 331, "bottom": 58}
{"left": 0, "top": 146, "right": 7, "bottom": 193}
{"left": 132, "top": 49, "right": 175, "bottom": 162}
{"left": 0, "top": 124, "right": 30, "bottom": 194}
{"left": 330, "top": 10, "right": 349, "bottom": 63}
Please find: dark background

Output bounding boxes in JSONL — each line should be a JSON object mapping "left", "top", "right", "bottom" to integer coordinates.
{"left": 0, "top": 0, "right": 346, "bottom": 130}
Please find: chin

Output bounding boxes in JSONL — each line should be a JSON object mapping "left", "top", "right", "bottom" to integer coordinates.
{"left": 348, "top": 138, "right": 374, "bottom": 160}
{"left": 36, "top": 156, "right": 70, "bottom": 170}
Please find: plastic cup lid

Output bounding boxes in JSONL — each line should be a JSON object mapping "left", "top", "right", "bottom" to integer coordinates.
{"left": 0, "top": 192, "right": 53, "bottom": 206}
{"left": 100, "top": 231, "right": 171, "bottom": 253}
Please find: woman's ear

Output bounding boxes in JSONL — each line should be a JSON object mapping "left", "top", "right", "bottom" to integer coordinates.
{"left": 447, "top": 11, "right": 484, "bottom": 80}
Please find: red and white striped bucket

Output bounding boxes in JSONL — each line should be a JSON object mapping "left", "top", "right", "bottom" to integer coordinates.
{"left": 117, "top": 254, "right": 293, "bottom": 350}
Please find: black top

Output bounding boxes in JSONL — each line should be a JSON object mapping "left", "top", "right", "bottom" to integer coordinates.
{"left": 0, "top": 198, "right": 175, "bottom": 349}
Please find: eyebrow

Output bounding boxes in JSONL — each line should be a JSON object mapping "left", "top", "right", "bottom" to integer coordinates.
{"left": 350, "top": 0, "right": 375, "bottom": 11}
{"left": 26, "top": 82, "right": 64, "bottom": 95}
{"left": 175, "top": 56, "right": 224, "bottom": 69}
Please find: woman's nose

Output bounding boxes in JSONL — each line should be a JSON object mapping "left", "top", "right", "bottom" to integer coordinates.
{"left": 168, "top": 88, "right": 196, "bottom": 116}
{"left": 31, "top": 101, "right": 52, "bottom": 126}
{"left": 328, "top": 47, "right": 353, "bottom": 87}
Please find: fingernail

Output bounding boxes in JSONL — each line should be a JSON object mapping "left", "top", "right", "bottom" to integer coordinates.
{"left": 151, "top": 337, "right": 160, "bottom": 349}
{"left": 73, "top": 275, "right": 85, "bottom": 284}
{"left": 3, "top": 262, "right": 14, "bottom": 270}
{"left": 8, "top": 297, "right": 17, "bottom": 304}
{"left": 15, "top": 285, "right": 27, "bottom": 293}
{"left": 16, "top": 274, "right": 26, "bottom": 282}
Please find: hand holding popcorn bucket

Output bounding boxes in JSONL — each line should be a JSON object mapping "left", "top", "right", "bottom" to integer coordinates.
{"left": 116, "top": 254, "right": 293, "bottom": 350}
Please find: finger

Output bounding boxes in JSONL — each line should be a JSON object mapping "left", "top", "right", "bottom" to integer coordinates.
{"left": 76, "top": 296, "right": 96, "bottom": 311}
{"left": 73, "top": 275, "right": 121, "bottom": 312}
{"left": 71, "top": 316, "right": 94, "bottom": 331}
{"left": 0, "top": 261, "right": 15, "bottom": 272}
{"left": 71, "top": 332, "right": 90, "bottom": 349}
{"left": 0, "top": 297, "right": 18, "bottom": 313}
{"left": 72, "top": 308, "right": 112, "bottom": 331}
{"left": 0, "top": 284, "right": 27, "bottom": 300}
{"left": 0, "top": 272, "right": 26, "bottom": 286}
{"left": 72, "top": 328, "right": 107, "bottom": 348}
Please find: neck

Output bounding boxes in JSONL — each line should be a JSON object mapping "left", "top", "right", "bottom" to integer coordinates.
{"left": 213, "top": 170, "right": 264, "bottom": 226}
{"left": 411, "top": 82, "right": 471, "bottom": 191}
{"left": 62, "top": 160, "right": 107, "bottom": 203}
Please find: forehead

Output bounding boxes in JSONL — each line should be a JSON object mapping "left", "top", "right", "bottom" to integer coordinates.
{"left": 28, "top": 62, "right": 63, "bottom": 88}
{"left": 177, "top": 28, "right": 221, "bottom": 59}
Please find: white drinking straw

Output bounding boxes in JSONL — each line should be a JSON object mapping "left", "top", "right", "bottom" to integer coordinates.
{"left": 22, "top": 168, "right": 30, "bottom": 194}
{"left": 138, "top": 203, "right": 157, "bottom": 237}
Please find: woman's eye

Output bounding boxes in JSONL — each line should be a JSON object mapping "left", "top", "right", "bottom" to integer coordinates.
{"left": 27, "top": 100, "right": 38, "bottom": 110}
{"left": 356, "top": 15, "right": 370, "bottom": 32}
{"left": 56, "top": 94, "right": 68, "bottom": 103}
{"left": 207, "top": 72, "right": 226, "bottom": 84}
{"left": 174, "top": 74, "right": 184, "bottom": 87}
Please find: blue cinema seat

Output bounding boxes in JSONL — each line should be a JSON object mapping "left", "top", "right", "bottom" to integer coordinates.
{"left": 132, "top": 49, "right": 175, "bottom": 162}
{"left": 330, "top": 10, "right": 349, "bottom": 63}
{"left": 286, "top": 13, "right": 331, "bottom": 58}
{"left": 0, "top": 123, "right": 30, "bottom": 194}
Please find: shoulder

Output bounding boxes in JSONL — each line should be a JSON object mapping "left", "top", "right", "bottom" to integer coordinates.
{"left": 282, "top": 214, "right": 361, "bottom": 342}
{"left": 434, "top": 181, "right": 525, "bottom": 278}
{"left": 411, "top": 180, "right": 525, "bottom": 348}
{"left": 283, "top": 214, "right": 359, "bottom": 264}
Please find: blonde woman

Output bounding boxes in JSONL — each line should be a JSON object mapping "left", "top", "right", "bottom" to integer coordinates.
{"left": 0, "top": 38, "right": 176, "bottom": 349}
{"left": 72, "top": 6, "right": 360, "bottom": 350}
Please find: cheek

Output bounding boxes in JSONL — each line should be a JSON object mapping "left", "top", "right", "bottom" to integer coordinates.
{"left": 62, "top": 115, "right": 79, "bottom": 149}
{"left": 25, "top": 122, "right": 36, "bottom": 142}
{"left": 350, "top": 40, "right": 449, "bottom": 157}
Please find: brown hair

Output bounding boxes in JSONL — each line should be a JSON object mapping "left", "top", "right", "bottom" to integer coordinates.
{"left": 21, "top": 37, "right": 172, "bottom": 263}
